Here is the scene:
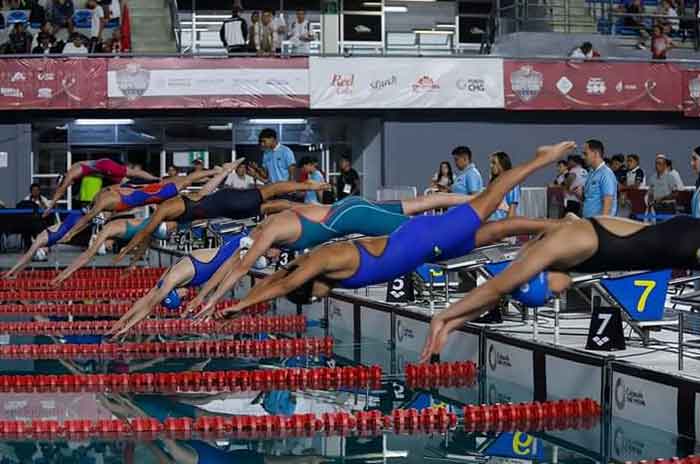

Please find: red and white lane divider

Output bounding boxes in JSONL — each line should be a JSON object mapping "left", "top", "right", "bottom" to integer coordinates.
{"left": 0, "top": 301, "right": 270, "bottom": 317}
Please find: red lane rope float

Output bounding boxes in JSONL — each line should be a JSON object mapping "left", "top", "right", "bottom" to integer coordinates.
{"left": 0, "top": 277, "right": 159, "bottom": 290}
{"left": 0, "top": 365, "right": 383, "bottom": 394}
{"left": 0, "top": 399, "right": 601, "bottom": 441}
{"left": 0, "top": 301, "right": 270, "bottom": 317}
{"left": 11, "top": 268, "right": 166, "bottom": 279}
{"left": 0, "top": 315, "right": 306, "bottom": 336}
{"left": 0, "top": 337, "right": 334, "bottom": 360}
{"left": 0, "top": 287, "right": 198, "bottom": 301}
{"left": 405, "top": 362, "right": 477, "bottom": 389}
{"left": 625, "top": 457, "right": 700, "bottom": 464}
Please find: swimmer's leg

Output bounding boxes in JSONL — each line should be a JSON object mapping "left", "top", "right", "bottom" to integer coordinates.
{"left": 4, "top": 230, "right": 50, "bottom": 278}
{"left": 43, "top": 163, "right": 84, "bottom": 217}
{"left": 59, "top": 190, "right": 114, "bottom": 243}
{"left": 474, "top": 217, "right": 563, "bottom": 247}
{"left": 400, "top": 193, "right": 475, "bottom": 215}
{"left": 259, "top": 181, "right": 327, "bottom": 201}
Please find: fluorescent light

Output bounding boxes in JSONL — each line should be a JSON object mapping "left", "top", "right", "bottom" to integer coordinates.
{"left": 384, "top": 5, "right": 407, "bottom": 12}
{"left": 208, "top": 123, "right": 232, "bottom": 131}
{"left": 413, "top": 29, "right": 454, "bottom": 34}
{"left": 436, "top": 23, "right": 456, "bottom": 29}
{"left": 74, "top": 119, "right": 134, "bottom": 125}
{"left": 362, "top": 1, "right": 381, "bottom": 5}
{"left": 248, "top": 118, "right": 307, "bottom": 125}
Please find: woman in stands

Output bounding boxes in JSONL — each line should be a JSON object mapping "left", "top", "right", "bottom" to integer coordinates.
{"left": 43, "top": 158, "right": 160, "bottom": 217}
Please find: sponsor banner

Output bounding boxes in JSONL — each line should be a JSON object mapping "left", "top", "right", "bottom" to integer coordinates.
{"left": 611, "top": 418, "right": 680, "bottom": 462}
{"left": 443, "top": 330, "right": 480, "bottom": 366}
{"left": 0, "top": 58, "right": 107, "bottom": 109}
{"left": 395, "top": 316, "right": 428, "bottom": 365}
{"left": 504, "top": 60, "right": 683, "bottom": 111}
{"left": 485, "top": 340, "right": 534, "bottom": 389}
{"left": 108, "top": 57, "right": 309, "bottom": 109}
{"left": 545, "top": 355, "right": 602, "bottom": 402}
{"left": 611, "top": 372, "right": 678, "bottom": 434}
{"left": 310, "top": 56, "right": 504, "bottom": 109}
{"left": 683, "top": 69, "right": 700, "bottom": 117}
{"left": 328, "top": 298, "right": 354, "bottom": 348}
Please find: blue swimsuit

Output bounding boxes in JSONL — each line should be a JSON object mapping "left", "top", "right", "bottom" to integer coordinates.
{"left": 46, "top": 211, "right": 83, "bottom": 247}
{"left": 187, "top": 238, "right": 240, "bottom": 287}
{"left": 338, "top": 203, "right": 482, "bottom": 289}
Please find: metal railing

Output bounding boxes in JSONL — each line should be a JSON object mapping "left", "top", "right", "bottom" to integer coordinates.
{"left": 169, "top": 0, "right": 183, "bottom": 53}
{"left": 678, "top": 311, "right": 700, "bottom": 370}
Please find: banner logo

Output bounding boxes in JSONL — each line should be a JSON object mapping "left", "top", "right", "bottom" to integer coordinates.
{"left": 396, "top": 319, "right": 414, "bottom": 343}
{"left": 412, "top": 75, "right": 439, "bottom": 92}
{"left": 116, "top": 64, "right": 151, "bottom": 101}
{"left": 370, "top": 75, "right": 397, "bottom": 90}
{"left": 556, "top": 76, "right": 573, "bottom": 95}
{"left": 488, "top": 344, "right": 512, "bottom": 371}
{"left": 586, "top": 77, "right": 607, "bottom": 95}
{"left": 614, "top": 426, "right": 645, "bottom": 457}
{"left": 510, "top": 65, "right": 543, "bottom": 102}
{"left": 457, "top": 78, "right": 486, "bottom": 93}
{"left": 330, "top": 73, "right": 354, "bottom": 95}
{"left": 614, "top": 377, "right": 646, "bottom": 410}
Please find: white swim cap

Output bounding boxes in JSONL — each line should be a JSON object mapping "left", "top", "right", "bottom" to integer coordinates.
{"left": 253, "top": 256, "right": 268, "bottom": 270}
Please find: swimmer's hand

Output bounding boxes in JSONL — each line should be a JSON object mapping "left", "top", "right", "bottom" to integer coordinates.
{"left": 222, "top": 158, "right": 246, "bottom": 173}
{"left": 1, "top": 271, "right": 16, "bottom": 280}
{"left": 191, "top": 301, "right": 216, "bottom": 321}
{"left": 305, "top": 181, "right": 331, "bottom": 191}
{"left": 213, "top": 303, "right": 243, "bottom": 320}
{"left": 107, "top": 304, "right": 152, "bottom": 339}
{"left": 535, "top": 141, "right": 576, "bottom": 164}
{"left": 49, "top": 275, "right": 65, "bottom": 287}
{"left": 114, "top": 238, "right": 146, "bottom": 264}
{"left": 183, "top": 295, "right": 207, "bottom": 318}
{"left": 419, "top": 315, "right": 449, "bottom": 364}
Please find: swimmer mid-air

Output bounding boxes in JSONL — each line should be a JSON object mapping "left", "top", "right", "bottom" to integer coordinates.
{"left": 44, "top": 159, "right": 160, "bottom": 217}
{"left": 418, "top": 212, "right": 700, "bottom": 362}
{"left": 212, "top": 142, "right": 576, "bottom": 319}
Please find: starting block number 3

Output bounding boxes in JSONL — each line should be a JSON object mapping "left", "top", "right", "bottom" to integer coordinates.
{"left": 633, "top": 280, "right": 656, "bottom": 312}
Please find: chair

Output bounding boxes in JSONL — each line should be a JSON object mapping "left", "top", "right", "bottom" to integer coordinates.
{"left": 72, "top": 10, "right": 92, "bottom": 30}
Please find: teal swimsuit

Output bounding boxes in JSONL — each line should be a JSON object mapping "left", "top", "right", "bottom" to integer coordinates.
{"left": 285, "top": 197, "right": 408, "bottom": 251}
{"left": 122, "top": 219, "right": 169, "bottom": 241}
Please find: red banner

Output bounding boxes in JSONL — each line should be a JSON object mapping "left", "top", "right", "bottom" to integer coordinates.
{"left": 0, "top": 58, "right": 107, "bottom": 110}
{"left": 682, "top": 69, "right": 700, "bottom": 117}
{"left": 504, "top": 60, "right": 683, "bottom": 111}
{"left": 107, "top": 57, "right": 309, "bottom": 109}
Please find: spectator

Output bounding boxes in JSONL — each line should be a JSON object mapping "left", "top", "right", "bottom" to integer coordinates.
{"left": 625, "top": 154, "right": 646, "bottom": 187}
{"left": 258, "top": 10, "right": 275, "bottom": 54}
{"left": 610, "top": 154, "right": 627, "bottom": 184}
{"left": 24, "top": 183, "right": 50, "bottom": 209}
{"left": 166, "top": 165, "right": 178, "bottom": 178}
{"left": 488, "top": 151, "right": 520, "bottom": 221}
{"left": 431, "top": 161, "right": 453, "bottom": 192}
{"left": 647, "top": 154, "right": 678, "bottom": 212}
{"left": 650, "top": 24, "right": 673, "bottom": 59}
{"left": 563, "top": 155, "right": 587, "bottom": 216}
{"left": 582, "top": 139, "right": 617, "bottom": 217}
{"left": 569, "top": 41, "right": 598, "bottom": 59}
{"left": 657, "top": 0, "right": 679, "bottom": 34}
{"left": 288, "top": 8, "right": 311, "bottom": 54}
{"left": 299, "top": 156, "right": 324, "bottom": 203}
{"left": 451, "top": 146, "right": 483, "bottom": 195}
{"left": 248, "top": 11, "right": 263, "bottom": 52}
{"left": 51, "top": 0, "right": 75, "bottom": 39}
{"left": 666, "top": 157, "right": 684, "bottom": 189}
{"left": 225, "top": 162, "right": 256, "bottom": 189}
{"left": 32, "top": 31, "right": 54, "bottom": 53}
{"left": 259, "top": 128, "right": 296, "bottom": 183}
{"left": 220, "top": 5, "right": 248, "bottom": 54}
{"left": 62, "top": 32, "right": 87, "bottom": 53}
{"left": 32, "top": 22, "right": 58, "bottom": 49}
{"left": 691, "top": 147, "right": 700, "bottom": 218}
{"left": 104, "top": 28, "right": 121, "bottom": 53}
{"left": 619, "top": 0, "right": 644, "bottom": 31}
{"left": 86, "top": 0, "right": 105, "bottom": 53}
{"left": 100, "top": 0, "right": 120, "bottom": 21}
{"left": 336, "top": 155, "right": 360, "bottom": 199}
{"left": 551, "top": 160, "right": 568, "bottom": 186}
{"left": 192, "top": 159, "right": 204, "bottom": 173}
{"left": 5, "top": 22, "right": 32, "bottom": 54}
{"left": 271, "top": 10, "right": 286, "bottom": 53}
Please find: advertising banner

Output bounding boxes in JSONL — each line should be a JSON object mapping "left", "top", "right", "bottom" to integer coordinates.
{"left": 682, "top": 69, "right": 700, "bottom": 117}
{"left": 0, "top": 58, "right": 107, "bottom": 109}
{"left": 108, "top": 57, "right": 309, "bottom": 109}
{"left": 310, "top": 56, "right": 504, "bottom": 109}
{"left": 504, "top": 60, "right": 683, "bottom": 111}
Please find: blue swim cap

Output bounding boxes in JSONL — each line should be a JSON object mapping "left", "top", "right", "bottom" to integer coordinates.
{"left": 511, "top": 271, "right": 552, "bottom": 307}
{"left": 162, "top": 289, "right": 182, "bottom": 310}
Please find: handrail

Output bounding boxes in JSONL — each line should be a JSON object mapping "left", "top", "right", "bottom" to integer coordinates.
{"left": 168, "top": 0, "right": 182, "bottom": 53}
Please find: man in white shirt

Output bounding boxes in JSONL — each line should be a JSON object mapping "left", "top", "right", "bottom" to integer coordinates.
{"left": 563, "top": 154, "right": 587, "bottom": 215}
{"left": 63, "top": 33, "right": 88, "bottom": 54}
{"left": 271, "top": 11, "right": 286, "bottom": 52}
{"left": 225, "top": 162, "right": 256, "bottom": 189}
{"left": 24, "top": 183, "right": 50, "bottom": 209}
{"left": 288, "top": 8, "right": 311, "bottom": 54}
{"left": 87, "top": 0, "right": 105, "bottom": 53}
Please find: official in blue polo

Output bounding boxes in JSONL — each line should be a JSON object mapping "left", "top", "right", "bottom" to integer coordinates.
{"left": 452, "top": 146, "right": 484, "bottom": 195}
{"left": 259, "top": 128, "right": 296, "bottom": 183}
{"left": 582, "top": 139, "right": 618, "bottom": 218}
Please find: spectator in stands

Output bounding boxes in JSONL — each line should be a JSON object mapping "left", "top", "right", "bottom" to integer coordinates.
{"left": 225, "top": 161, "right": 256, "bottom": 189}
{"left": 298, "top": 156, "right": 324, "bottom": 203}
{"left": 647, "top": 153, "right": 679, "bottom": 212}
{"left": 288, "top": 8, "right": 312, "bottom": 54}
{"left": 220, "top": 5, "right": 248, "bottom": 54}
{"left": 104, "top": 28, "right": 121, "bottom": 53}
{"left": 657, "top": 0, "right": 679, "bottom": 34}
{"left": 32, "top": 31, "right": 55, "bottom": 53}
{"left": 551, "top": 160, "right": 568, "bottom": 186}
{"left": 24, "top": 183, "right": 49, "bottom": 209}
{"left": 99, "top": 0, "right": 120, "bottom": 21}
{"left": 610, "top": 154, "right": 627, "bottom": 184}
{"left": 62, "top": 32, "right": 87, "bottom": 53}
{"left": 488, "top": 152, "right": 520, "bottom": 221}
{"left": 86, "top": 0, "right": 105, "bottom": 53}
{"left": 691, "top": 147, "right": 700, "bottom": 218}
{"left": 258, "top": 10, "right": 275, "bottom": 54}
{"left": 337, "top": 155, "right": 360, "bottom": 199}
{"left": 248, "top": 10, "right": 262, "bottom": 52}
{"left": 569, "top": 41, "right": 598, "bottom": 59}
{"left": 582, "top": 139, "right": 617, "bottom": 217}
{"left": 625, "top": 153, "right": 645, "bottom": 187}
{"left": 259, "top": 128, "right": 296, "bottom": 183}
{"left": 431, "top": 161, "right": 453, "bottom": 192}
{"left": 32, "top": 21, "right": 59, "bottom": 50}
{"left": 271, "top": 10, "right": 286, "bottom": 53}
{"left": 5, "top": 22, "right": 32, "bottom": 54}
{"left": 619, "top": 0, "right": 644, "bottom": 32}
{"left": 665, "top": 157, "right": 684, "bottom": 189}
{"left": 651, "top": 24, "right": 674, "bottom": 59}
{"left": 451, "top": 146, "right": 483, "bottom": 195}
{"left": 51, "top": 0, "right": 75, "bottom": 39}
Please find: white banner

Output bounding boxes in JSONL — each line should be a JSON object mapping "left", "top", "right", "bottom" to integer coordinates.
{"left": 611, "top": 372, "right": 678, "bottom": 434}
{"left": 485, "top": 340, "right": 534, "bottom": 388}
{"left": 310, "top": 57, "right": 504, "bottom": 109}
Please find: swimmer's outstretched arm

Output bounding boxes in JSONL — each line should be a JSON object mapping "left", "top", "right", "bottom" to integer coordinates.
{"left": 400, "top": 193, "right": 477, "bottom": 215}
{"left": 419, "top": 227, "right": 572, "bottom": 363}
{"left": 52, "top": 221, "right": 123, "bottom": 286}
{"left": 58, "top": 191, "right": 113, "bottom": 244}
{"left": 43, "top": 164, "right": 83, "bottom": 217}
{"left": 3, "top": 230, "right": 49, "bottom": 279}
{"left": 125, "top": 166, "right": 160, "bottom": 182}
{"left": 258, "top": 180, "right": 331, "bottom": 202}
{"left": 185, "top": 248, "right": 243, "bottom": 317}
{"left": 192, "top": 161, "right": 242, "bottom": 198}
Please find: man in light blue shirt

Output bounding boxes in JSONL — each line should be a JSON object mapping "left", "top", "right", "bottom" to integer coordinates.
{"left": 582, "top": 139, "right": 618, "bottom": 218}
{"left": 451, "top": 146, "right": 484, "bottom": 195}
{"left": 259, "top": 128, "right": 296, "bottom": 183}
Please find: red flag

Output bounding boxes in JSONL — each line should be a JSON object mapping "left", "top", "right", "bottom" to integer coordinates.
{"left": 120, "top": 3, "right": 132, "bottom": 53}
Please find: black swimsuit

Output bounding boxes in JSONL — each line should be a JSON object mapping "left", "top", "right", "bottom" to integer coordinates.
{"left": 178, "top": 188, "right": 263, "bottom": 224}
{"left": 573, "top": 216, "right": 700, "bottom": 273}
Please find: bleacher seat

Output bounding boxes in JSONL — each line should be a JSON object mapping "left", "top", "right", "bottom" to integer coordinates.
{"left": 73, "top": 10, "right": 92, "bottom": 29}
{"left": 6, "top": 10, "right": 28, "bottom": 25}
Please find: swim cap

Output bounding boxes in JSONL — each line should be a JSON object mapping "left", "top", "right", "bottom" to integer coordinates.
{"left": 162, "top": 289, "right": 182, "bottom": 310}
{"left": 510, "top": 272, "right": 552, "bottom": 307}
{"left": 253, "top": 256, "right": 268, "bottom": 270}
{"left": 239, "top": 236, "right": 254, "bottom": 251}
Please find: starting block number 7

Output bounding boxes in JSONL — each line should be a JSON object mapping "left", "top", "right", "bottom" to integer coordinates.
{"left": 633, "top": 280, "right": 656, "bottom": 312}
